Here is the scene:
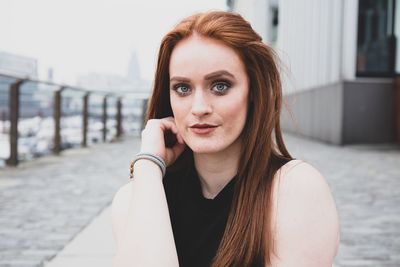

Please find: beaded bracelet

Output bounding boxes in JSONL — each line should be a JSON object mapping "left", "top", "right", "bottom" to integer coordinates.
{"left": 129, "top": 152, "right": 166, "bottom": 180}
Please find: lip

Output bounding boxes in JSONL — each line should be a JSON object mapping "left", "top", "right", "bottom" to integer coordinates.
{"left": 189, "top": 124, "right": 218, "bottom": 135}
{"left": 190, "top": 123, "right": 217, "bottom": 128}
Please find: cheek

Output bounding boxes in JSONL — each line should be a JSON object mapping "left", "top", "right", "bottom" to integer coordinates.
{"left": 170, "top": 96, "right": 182, "bottom": 117}
{"left": 220, "top": 94, "right": 248, "bottom": 124}
{"left": 170, "top": 97, "right": 188, "bottom": 130}
{"left": 222, "top": 102, "right": 248, "bottom": 140}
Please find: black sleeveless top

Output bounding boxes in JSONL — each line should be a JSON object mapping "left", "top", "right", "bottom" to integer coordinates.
{"left": 162, "top": 156, "right": 292, "bottom": 267}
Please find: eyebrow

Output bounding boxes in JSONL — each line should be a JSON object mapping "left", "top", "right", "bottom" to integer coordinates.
{"left": 170, "top": 70, "right": 235, "bottom": 83}
{"left": 204, "top": 70, "right": 235, "bottom": 80}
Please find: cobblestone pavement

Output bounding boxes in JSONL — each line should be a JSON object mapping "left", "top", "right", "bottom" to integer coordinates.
{"left": 284, "top": 133, "right": 400, "bottom": 267}
{"left": 0, "top": 135, "right": 139, "bottom": 267}
{"left": 0, "top": 132, "right": 399, "bottom": 267}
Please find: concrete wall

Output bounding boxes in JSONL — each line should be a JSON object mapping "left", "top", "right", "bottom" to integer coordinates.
{"left": 232, "top": 0, "right": 359, "bottom": 89}
{"left": 231, "top": 0, "right": 396, "bottom": 144}
{"left": 281, "top": 82, "right": 344, "bottom": 145}
{"left": 230, "top": 0, "right": 269, "bottom": 43}
{"left": 281, "top": 78, "right": 396, "bottom": 144}
{"left": 342, "top": 79, "right": 396, "bottom": 143}
{"left": 277, "top": 0, "right": 344, "bottom": 91}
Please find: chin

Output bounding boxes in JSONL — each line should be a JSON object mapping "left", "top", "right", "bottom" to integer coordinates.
{"left": 185, "top": 139, "right": 232, "bottom": 154}
{"left": 190, "top": 146, "right": 222, "bottom": 154}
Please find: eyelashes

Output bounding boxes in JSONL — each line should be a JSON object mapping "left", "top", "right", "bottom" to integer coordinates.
{"left": 171, "top": 80, "right": 232, "bottom": 96}
{"left": 172, "top": 83, "right": 190, "bottom": 95}
{"left": 212, "top": 81, "right": 231, "bottom": 95}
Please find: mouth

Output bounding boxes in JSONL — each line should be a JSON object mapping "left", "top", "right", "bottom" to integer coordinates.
{"left": 190, "top": 123, "right": 218, "bottom": 128}
{"left": 189, "top": 124, "right": 218, "bottom": 135}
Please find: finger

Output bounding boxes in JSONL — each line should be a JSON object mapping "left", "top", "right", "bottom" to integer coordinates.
{"left": 162, "top": 117, "right": 179, "bottom": 129}
{"left": 169, "top": 142, "right": 186, "bottom": 165}
{"left": 164, "top": 116, "right": 175, "bottom": 122}
{"left": 160, "top": 120, "right": 179, "bottom": 134}
{"left": 147, "top": 119, "right": 178, "bottom": 135}
{"left": 176, "top": 132, "right": 184, "bottom": 144}
{"left": 160, "top": 120, "right": 185, "bottom": 147}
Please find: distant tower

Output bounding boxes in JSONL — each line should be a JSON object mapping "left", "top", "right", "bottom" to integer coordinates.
{"left": 127, "top": 50, "right": 141, "bottom": 81}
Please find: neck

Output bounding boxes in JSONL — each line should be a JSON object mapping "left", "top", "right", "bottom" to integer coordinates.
{"left": 193, "top": 140, "right": 242, "bottom": 199}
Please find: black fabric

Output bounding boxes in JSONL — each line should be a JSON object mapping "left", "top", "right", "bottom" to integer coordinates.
{"left": 163, "top": 157, "right": 292, "bottom": 267}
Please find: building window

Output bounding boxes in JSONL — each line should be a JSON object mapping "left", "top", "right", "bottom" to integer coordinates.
{"left": 271, "top": 6, "right": 279, "bottom": 44}
{"left": 356, "top": 0, "right": 396, "bottom": 77}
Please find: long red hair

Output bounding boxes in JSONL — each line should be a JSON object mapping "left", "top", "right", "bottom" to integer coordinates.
{"left": 146, "top": 11, "right": 293, "bottom": 267}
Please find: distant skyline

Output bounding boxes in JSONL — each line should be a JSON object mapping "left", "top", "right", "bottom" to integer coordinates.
{"left": 0, "top": 0, "right": 227, "bottom": 85}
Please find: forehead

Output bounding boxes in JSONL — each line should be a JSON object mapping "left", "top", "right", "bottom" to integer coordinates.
{"left": 169, "top": 34, "right": 246, "bottom": 78}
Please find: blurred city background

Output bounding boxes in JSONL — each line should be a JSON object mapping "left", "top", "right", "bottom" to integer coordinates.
{"left": 0, "top": 0, "right": 399, "bottom": 266}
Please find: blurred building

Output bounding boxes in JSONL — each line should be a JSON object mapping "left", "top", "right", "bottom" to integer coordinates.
{"left": 228, "top": 0, "right": 399, "bottom": 145}
{"left": 0, "top": 51, "right": 38, "bottom": 78}
{"left": 0, "top": 51, "right": 40, "bottom": 119}
{"left": 76, "top": 51, "right": 150, "bottom": 94}
{"left": 77, "top": 72, "right": 139, "bottom": 92}
{"left": 76, "top": 51, "right": 150, "bottom": 123}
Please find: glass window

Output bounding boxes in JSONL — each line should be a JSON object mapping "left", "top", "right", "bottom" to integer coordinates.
{"left": 395, "top": 0, "right": 400, "bottom": 73}
{"left": 268, "top": 0, "right": 279, "bottom": 45}
{"left": 356, "top": 0, "right": 396, "bottom": 77}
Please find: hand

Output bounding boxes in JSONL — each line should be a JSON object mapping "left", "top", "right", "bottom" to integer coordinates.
{"left": 140, "top": 117, "right": 186, "bottom": 166}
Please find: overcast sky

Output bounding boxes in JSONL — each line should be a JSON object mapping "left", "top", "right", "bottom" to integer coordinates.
{"left": 0, "top": 0, "right": 227, "bottom": 85}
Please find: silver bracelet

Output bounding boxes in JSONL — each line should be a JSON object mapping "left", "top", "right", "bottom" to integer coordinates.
{"left": 129, "top": 152, "right": 166, "bottom": 180}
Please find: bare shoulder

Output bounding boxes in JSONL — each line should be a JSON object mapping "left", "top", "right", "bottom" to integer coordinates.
{"left": 270, "top": 160, "right": 340, "bottom": 267}
{"left": 273, "top": 160, "right": 334, "bottom": 199}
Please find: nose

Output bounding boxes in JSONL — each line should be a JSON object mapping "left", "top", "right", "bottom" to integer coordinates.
{"left": 191, "top": 89, "right": 212, "bottom": 117}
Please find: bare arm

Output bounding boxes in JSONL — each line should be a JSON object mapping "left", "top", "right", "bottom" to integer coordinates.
{"left": 269, "top": 161, "right": 340, "bottom": 267}
{"left": 111, "top": 118, "right": 185, "bottom": 267}
{"left": 111, "top": 160, "right": 179, "bottom": 267}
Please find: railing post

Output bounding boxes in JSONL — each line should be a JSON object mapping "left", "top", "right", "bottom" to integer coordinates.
{"left": 1, "top": 110, "right": 6, "bottom": 134}
{"left": 82, "top": 92, "right": 89, "bottom": 147}
{"left": 6, "top": 79, "right": 24, "bottom": 166}
{"left": 116, "top": 97, "right": 123, "bottom": 138}
{"left": 102, "top": 95, "right": 108, "bottom": 142}
{"left": 53, "top": 87, "right": 65, "bottom": 154}
{"left": 141, "top": 98, "right": 148, "bottom": 130}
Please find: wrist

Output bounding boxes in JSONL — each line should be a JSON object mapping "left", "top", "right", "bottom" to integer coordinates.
{"left": 133, "top": 159, "right": 163, "bottom": 178}
{"left": 129, "top": 152, "right": 166, "bottom": 180}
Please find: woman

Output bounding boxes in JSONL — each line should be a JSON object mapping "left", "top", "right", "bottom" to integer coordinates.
{"left": 112, "top": 11, "right": 340, "bottom": 267}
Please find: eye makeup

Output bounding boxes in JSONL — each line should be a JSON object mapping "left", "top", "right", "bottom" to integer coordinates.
{"left": 210, "top": 79, "right": 232, "bottom": 95}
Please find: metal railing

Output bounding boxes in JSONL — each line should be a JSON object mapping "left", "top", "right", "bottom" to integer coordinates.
{"left": 0, "top": 72, "right": 150, "bottom": 167}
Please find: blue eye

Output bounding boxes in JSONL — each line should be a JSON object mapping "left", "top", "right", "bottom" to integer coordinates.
{"left": 173, "top": 84, "right": 191, "bottom": 96}
{"left": 177, "top": 85, "right": 189, "bottom": 93}
{"left": 212, "top": 82, "right": 230, "bottom": 94}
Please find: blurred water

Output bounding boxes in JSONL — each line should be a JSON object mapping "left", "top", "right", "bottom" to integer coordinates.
{"left": 0, "top": 115, "right": 142, "bottom": 167}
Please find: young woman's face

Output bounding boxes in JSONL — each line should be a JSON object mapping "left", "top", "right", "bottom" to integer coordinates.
{"left": 169, "top": 34, "right": 249, "bottom": 154}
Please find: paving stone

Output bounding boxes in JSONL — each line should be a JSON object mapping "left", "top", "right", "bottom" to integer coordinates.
{"left": 1, "top": 132, "right": 399, "bottom": 266}
{"left": 0, "top": 135, "right": 140, "bottom": 267}
{"left": 284, "top": 133, "right": 400, "bottom": 267}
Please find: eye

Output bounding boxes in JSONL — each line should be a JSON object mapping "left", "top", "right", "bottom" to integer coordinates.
{"left": 173, "top": 83, "right": 191, "bottom": 96}
{"left": 212, "top": 81, "right": 231, "bottom": 94}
